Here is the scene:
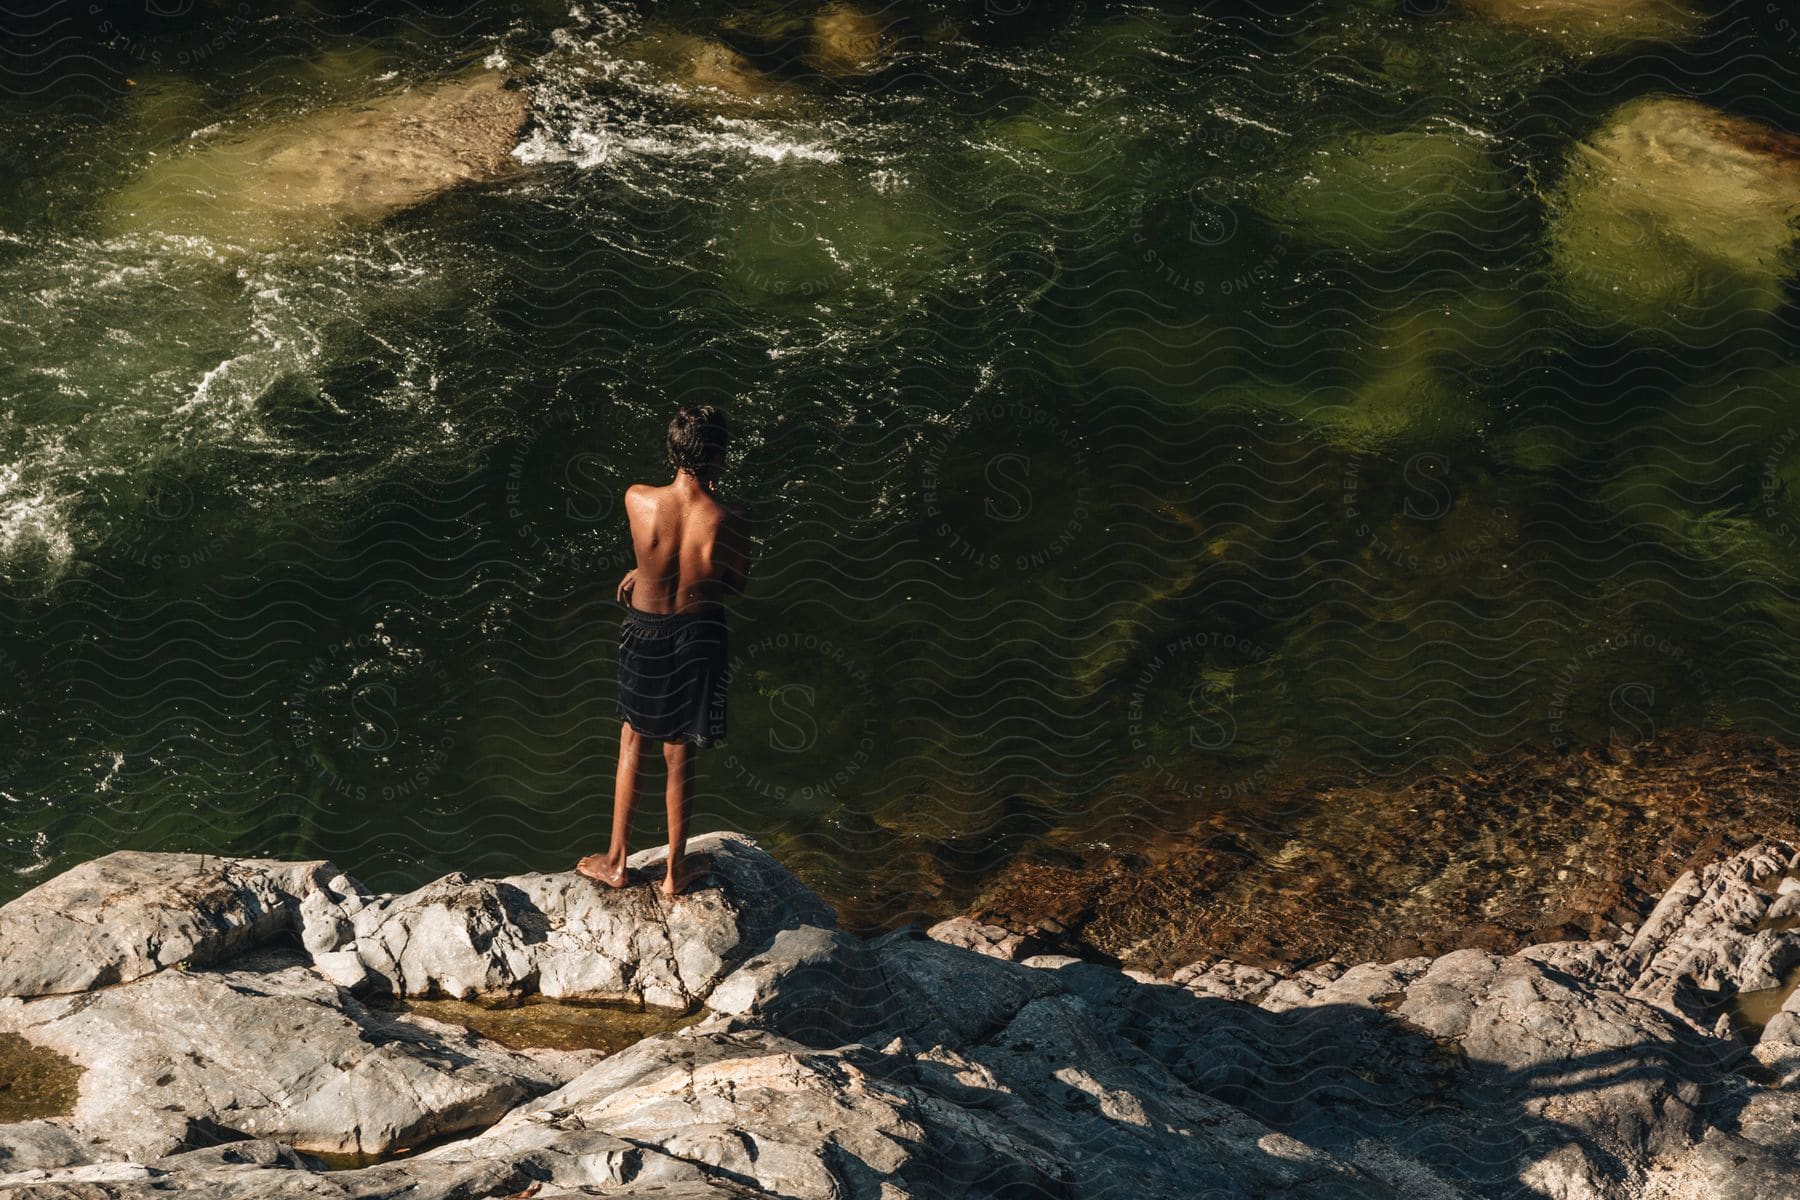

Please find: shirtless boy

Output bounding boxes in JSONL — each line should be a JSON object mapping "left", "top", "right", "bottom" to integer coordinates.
{"left": 575, "top": 404, "right": 752, "bottom": 897}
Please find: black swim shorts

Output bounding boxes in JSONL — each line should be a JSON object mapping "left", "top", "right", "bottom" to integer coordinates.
{"left": 617, "top": 603, "right": 728, "bottom": 749}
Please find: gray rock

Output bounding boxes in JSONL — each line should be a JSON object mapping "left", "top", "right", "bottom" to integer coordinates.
{"left": 1640, "top": 1127, "right": 1800, "bottom": 1200}
{"left": 7, "top": 837, "right": 1800, "bottom": 1198}
{"left": 873, "top": 932, "right": 1062, "bottom": 1045}
{"left": 924, "top": 915, "right": 1038, "bottom": 961}
{"left": 963, "top": 993, "right": 1394, "bottom": 1198}
{"left": 1017, "top": 952, "right": 1084, "bottom": 970}
{"left": 1167, "top": 958, "right": 1289, "bottom": 1001}
{"left": 0, "top": 956, "right": 573, "bottom": 1161}
{"left": 1396, "top": 948, "right": 1714, "bottom": 1186}
{"left": 350, "top": 832, "right": 833, "bottom": 1007}
{"left": 499, "top": 1029, "right": 966, "bottom": 1198}
{"left": 1751, "top": 1011, "right": 1800, "bottom": 1088}
{"left": 0, "top": 852, "right": 366, "bottom": 999}
{"left": 0, "top": 1157, "right": 157, "bottom": 1192}
{"left": 308, "top": 949, "right": 371, "bottom": 992}
{"left": 1523, "top": 840, "right": 1800, "bottom": 1035}
{"left": 706, "top": 925, "right": 891, "bottom": 1044}
{"left": 0, "top": 1120, "right": 96, "bottom": 1175}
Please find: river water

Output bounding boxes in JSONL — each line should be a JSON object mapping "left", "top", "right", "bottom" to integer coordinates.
{"left": 1, "top": 0, "right": 1797, "bottom": 926}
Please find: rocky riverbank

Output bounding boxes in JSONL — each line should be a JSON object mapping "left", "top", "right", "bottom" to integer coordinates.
{"left": 1, "top": 832, "right": 1799, "bottom": 1196}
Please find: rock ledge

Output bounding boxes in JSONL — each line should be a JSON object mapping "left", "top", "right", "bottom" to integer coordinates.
{"left": 3, "top": 833, "right": 1800, "bottom": 1197}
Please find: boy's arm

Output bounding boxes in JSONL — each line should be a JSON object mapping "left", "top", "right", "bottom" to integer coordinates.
{"left": 617, "top": 484, "right": 646, "bottom": 603}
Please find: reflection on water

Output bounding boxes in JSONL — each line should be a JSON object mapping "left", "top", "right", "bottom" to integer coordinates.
{"left": 0, "top": 1, "right": 1798, "bottom": 933}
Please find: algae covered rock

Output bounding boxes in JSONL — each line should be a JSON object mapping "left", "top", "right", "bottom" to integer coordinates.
{"left": 805, "top": 2, "right": 894, "bottom": 77}
{"left": 108, "top": 70, "right": 529, "bottom": 247}
{"left": 980, "top": 98, "right": 1171, "bottom": 239}
{"left": 714, "top": 1, "right": 895, "bottom": 80}
{"left": 1263, "top": 125, "right": 1512, "bottom": 258}
{"left": 1546, "top": 96, "right": 1800, "bottom": 335}
{"left": 1461, "top": 0, "right": 1701, "bottom": 53}
{"left": 633, "top": 29, "right": 804, "bottom": 105}
{"left": 719, "top": 3, "right": 816, "bottom": 60}
{"left": 714, "top": 160, "right": 952, "bottom": 307}
{"left": 1196, "top": 289, "right": 1525, "bottom": 452}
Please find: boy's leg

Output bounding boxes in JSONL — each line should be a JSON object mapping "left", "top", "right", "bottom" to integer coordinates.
{"left": 658, "top": 739, "right": 693, "bottom": 896}
{"left": 577, "top": 721, "right": 643, "bottom": 887}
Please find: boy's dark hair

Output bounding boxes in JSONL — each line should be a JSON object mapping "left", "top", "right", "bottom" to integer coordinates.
{"left": 666, "top": 404, "right": 728, "bottom": 480}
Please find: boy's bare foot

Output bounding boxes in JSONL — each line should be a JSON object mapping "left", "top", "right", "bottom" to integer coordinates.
{"left": 657, "top": 853, "right": 714, "bottom": 898}
{"left": 575, "top": 853, "right": 628, "bottom": 888}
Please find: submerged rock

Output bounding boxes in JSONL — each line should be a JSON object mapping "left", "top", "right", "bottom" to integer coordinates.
{"left": 108, "top": 70, "right": 530, "bottom": 247}
{"left": 1263, "top": 126, "right": 1513, "bottom": 258}
{"left": 1192, "top": 288, "right": 1524, "bottom": 452}
{"left": 1461, "top": 0, "right": 1701, "bottom": 52}
{"left": 1546, "top": 96, "right": 1800, "bottom": 335}
{"left": 626, "top": 30, "right": 803, "bottom": 107}
{"left": 0, "top": 1035, "right": 79, "bottom": 1125}
{"left": 713, "top": 160, "right": 951, "bottom": 307}
{"left": 805, "top": 2, "right": 893, "bottom": 77}
{"left": 973, "top": 734, "right": 1800, "bottom": 973}
{"left": 713, "top": 1, "right": 894, "bottom": 80}
{"left": 4, "top": 832, "right": 1800, "bottom": 1196}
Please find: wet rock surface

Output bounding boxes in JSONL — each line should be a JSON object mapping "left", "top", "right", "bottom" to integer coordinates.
{"left": 2, "top": 830, "right": 1800, "bottom": 1196}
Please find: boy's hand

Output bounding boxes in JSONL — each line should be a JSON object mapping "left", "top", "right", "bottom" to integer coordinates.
{"left": 616, "top": 568, "right": 637, "bottom": 604}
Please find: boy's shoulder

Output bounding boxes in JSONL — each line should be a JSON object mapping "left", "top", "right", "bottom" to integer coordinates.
{"left": 624, "top": 482, "right": 667, "bottom": 514}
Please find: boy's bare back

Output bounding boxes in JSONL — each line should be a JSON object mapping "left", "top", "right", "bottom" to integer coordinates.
{"left": 579, "top": 403, "right": 746, "bottom": 897}
{"left": 623, "top": 478, "right": 751, "bottom": 615}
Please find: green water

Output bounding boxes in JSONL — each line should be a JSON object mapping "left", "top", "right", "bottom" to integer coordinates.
{"left": 386, "top": 994, "right": 701, "bottom": 1054}
{"left": 1, "top": 0, "right": 1797, "bottom": 926}
{"left": 0, "top": 1031, "right": 79, "bottom": 1122}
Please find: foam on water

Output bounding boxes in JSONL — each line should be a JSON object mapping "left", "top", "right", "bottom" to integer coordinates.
{"left": 0, "top": 226, "right": 466, "bottom": 580}
{"left": 0, "top": 461, "right": 75, "bottom": 576}
{"left": 0, "top": 6, "right": 952, "bottom": 589}
{"left": 515, "top": 7, "right": 845, "bottom": 172}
